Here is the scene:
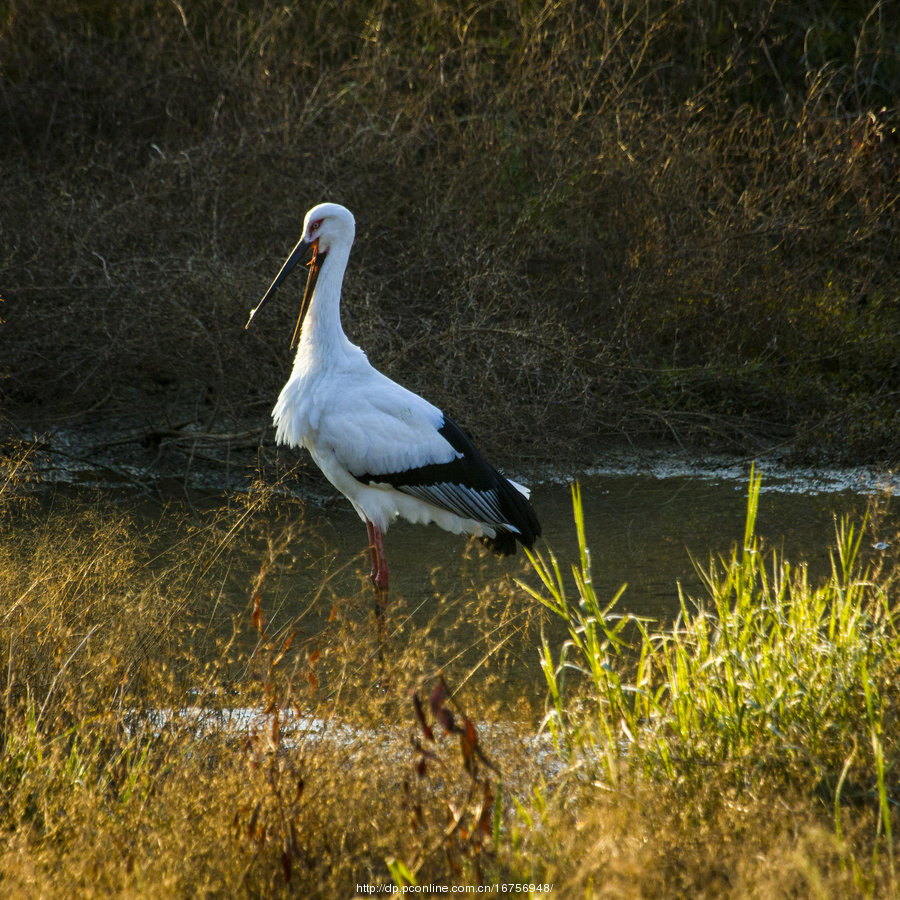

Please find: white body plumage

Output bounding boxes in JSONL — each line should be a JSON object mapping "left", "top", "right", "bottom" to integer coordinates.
{"left": 251, "top": 202, "right": 540, "bottom": 591}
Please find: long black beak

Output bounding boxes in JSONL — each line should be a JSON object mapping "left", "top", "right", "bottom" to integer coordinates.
{"left": 245, "top": 236, "right": 322, "bottom": 348}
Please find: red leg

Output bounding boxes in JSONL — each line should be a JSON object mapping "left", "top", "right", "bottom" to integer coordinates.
{"left": 365, "top": 520, "right": 389, "bottom": 593}
{"left": 365, "top": 520, "right": 379, "bottom": 583}
{"left": 366, "top": 520, "right": 389, "bottom": 653}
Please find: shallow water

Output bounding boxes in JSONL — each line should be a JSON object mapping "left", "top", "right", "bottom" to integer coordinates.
{"left": 32, "top": 453, "right": 899, "bottom": 716}
{"left": 219, "top": 460, "right": 898, "bottom": 710}
{"left": 309, "top": 462, "right": 893, "bottom": 621}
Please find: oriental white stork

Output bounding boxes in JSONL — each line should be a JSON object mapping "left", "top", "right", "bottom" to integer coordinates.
{"left": 246, "top": 202, "right": 540, "bottom": 601}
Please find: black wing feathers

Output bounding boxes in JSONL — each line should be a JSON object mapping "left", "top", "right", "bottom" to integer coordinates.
{"left": 355, "top": 416, "right": 540, "bottom": 555}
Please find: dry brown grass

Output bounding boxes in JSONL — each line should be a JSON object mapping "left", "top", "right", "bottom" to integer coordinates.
{"left": 1, "top": 0, "right": 898, "bottom": 476}
{"left": 0, "top": 458, "right": 542, "bottom": 895}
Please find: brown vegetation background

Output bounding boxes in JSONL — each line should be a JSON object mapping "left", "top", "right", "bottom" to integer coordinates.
{"left": 1, "top": 0, "right": 899, "bottom": 478}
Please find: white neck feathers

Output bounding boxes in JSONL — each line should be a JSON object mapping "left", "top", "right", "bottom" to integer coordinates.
{"left": 292, "top": 243, "right": 354, "bottom": 370}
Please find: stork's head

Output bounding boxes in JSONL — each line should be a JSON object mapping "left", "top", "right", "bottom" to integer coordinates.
{"left": 301, "top": 202, "right": 356, "bottom": 257}
{"left": 245, "top": 202, "right": 356, "bottom": 347}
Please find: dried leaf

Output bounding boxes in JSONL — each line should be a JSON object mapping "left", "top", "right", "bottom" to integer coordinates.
{"left": 429, "top": 676, "right": 449, "bottom": 718}
{"left": 412, "top": 691, "right": 434, "bottom": 741}
{"left": 272, "top": 630, "right": 295, "bottom": 666}
{"left": 464, "top": 716, "right": 477, "bottom": 749}
{"left": 476, "top": 783, "right": 494, "bottom": 836}
{"left": 251, "top": 593, "right": 266, "bottom": 634}
{"left": 460, "top": 716, "right": 477, "bottom": 773}
{"left": 437, "top": 706, "right": 455, "bottom": 734}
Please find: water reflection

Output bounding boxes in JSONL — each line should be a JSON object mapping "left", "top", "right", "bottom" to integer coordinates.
{"left": 222, "top": 470, "right": 888, "bottom": 716}
{"left": 33, "top": 465, "right": 894, "bottom": 719}
{"left": 312, "top": 473, "right": 875, "bottom": 623}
